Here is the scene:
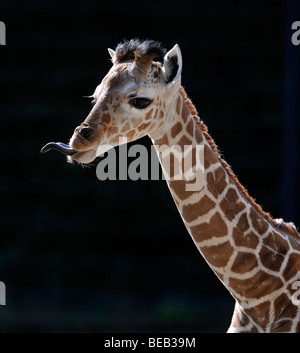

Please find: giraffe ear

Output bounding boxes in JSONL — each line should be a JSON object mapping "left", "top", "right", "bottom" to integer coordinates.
{"left": 108, "top": 48, "right": 116, "bottom": 63}
{"left": 162, "top": 44, "right": 182, "bottom": 85}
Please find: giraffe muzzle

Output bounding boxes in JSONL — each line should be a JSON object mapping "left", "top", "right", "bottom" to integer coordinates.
{"left": 75, "top": 124, "right": 94, "bottom": 140}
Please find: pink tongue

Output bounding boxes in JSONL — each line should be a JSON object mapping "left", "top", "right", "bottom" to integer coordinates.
{"left": 40, "top": 142, "right": 77, "bottom": 156}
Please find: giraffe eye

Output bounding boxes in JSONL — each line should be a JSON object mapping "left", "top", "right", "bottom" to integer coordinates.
{"left": 129, "top": 97, "right": 152, "bottom": 109}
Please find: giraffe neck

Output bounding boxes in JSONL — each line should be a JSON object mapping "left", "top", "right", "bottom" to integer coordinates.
{"left": 150, "top": 87, "right": 300, "bottom": 332}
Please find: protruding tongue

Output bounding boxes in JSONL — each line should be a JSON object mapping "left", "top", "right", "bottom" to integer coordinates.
{"left": 40, "top": 142, "right": 77, "bottom": 156}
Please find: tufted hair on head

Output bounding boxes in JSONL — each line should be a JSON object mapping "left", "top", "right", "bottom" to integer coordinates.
{"left": 114, "top": 39, "right": 166, "bottom": 64}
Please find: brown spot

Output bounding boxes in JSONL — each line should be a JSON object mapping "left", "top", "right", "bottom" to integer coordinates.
{"left": 244, "top": 301, "right": 270, "bottom": 328}
{"left": 101, "top": 113, "right": 111, "bottom": 125}
{"left": 263, "top": 231, "right": 289, "bottom": 256}
{"left": 237, "top": 212, "right": 250, "bottom": 232}
{"left": 145, "top": 108, "right": 154, "bottom": 120}
{"left": 195, "top": 126, "right": 204, "bottom": 144}
{"left": 169, "top": 180, "right": 193, "bottom": 201}
{"left": 182, "top": 195, "right": 216, "bottom": 223}
{"left": 176, "top": 96, "right": 182, "bottom": 115}
{"left": 186, "top": 119, "right": 194, "bottom": 137}
{"left": 177, "top": 135, "right": 192, "bottom": 147}
{"left": 232, "top": 228, "right": 259, "bottom": 249}
{"left": 273, "top": 292, "right": 298, "bottom": 321}
{"left": 159, "top": 110, "right": 164, "bottom": 119}
{"left": 206, "top": 167, "right": 228, "bottom": 199}
{"left": 101, "top": 100, "right": 110, "bottom": 112}
{"left": 273, "top": 293, "right": 289, "bottom": 321}
{"left": 154, "top": 134, "right": 169, "bottom": 147}
{"left": 106, "top": 126, "right": 118, "bottom": 138}
{"left": 271, "top": 319, "right": 292, "bottom": 332}
{"left": 204, "top": 144, "right": 218, "bottom": 169}
{"left": 289, "top": 236, "right": 300, "bottom": 251}
{"left": 138, "top": 122, "right": 151, "bottom": 132}
{"left": 259, "top": 245, "right": 285, "bottom": 272}
{"left": 153, "top": 71, "right": 159, "bottom": 78}
{"left": 240, "top": 314, "right": 250, "bottom": 327}
{"left": 106, "top": 69, "right": 122, "bottom": 87}
{"left": 191, "top": 211, "right": 228, "bottom": 242}
{"left": 200, "top": 240, "right": 233, "bottom": 268}
{"left": 126, "top": 130, "right": 135, "bottom": 141}
{"left": 171, "top": 122, "right": 183, "bottom": 139}
{"left": 259, "top": 232, "right": 290, "bottom": 272}
{"left": 219, "top": 188, "right": 246, "bottom": 221}
{"left": 121, "top": 123, "right": 130, "bottom": 132}
{"left": 282, "top": 252, "right": 300, "bottom": 281}
{"left": 182, "top": 102, "right": 190, "bottom": 122}
{"left": 231, "top": 252, "right": 258, "bottom": 274}
{"left": 250, "top": 208, "right": 269, "bottom": 235}
{"left": 229, "top": 271, "right": 283, "bottom": 299}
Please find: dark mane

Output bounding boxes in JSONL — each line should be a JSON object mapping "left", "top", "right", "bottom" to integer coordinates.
{"left": 115, "top": 39, "right": 166, "bottom": 63}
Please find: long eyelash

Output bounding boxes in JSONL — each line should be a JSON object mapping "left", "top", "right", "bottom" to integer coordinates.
{"left": 91, "top": 99, "right": 96, "bottom": 105}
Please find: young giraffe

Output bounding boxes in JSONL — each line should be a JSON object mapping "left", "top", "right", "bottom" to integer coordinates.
{"left": 41, "top": 39, "right": 300, "bottom": 332}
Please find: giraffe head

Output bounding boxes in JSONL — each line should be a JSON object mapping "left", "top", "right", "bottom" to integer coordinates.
{"left": 41, "top": 39, "right": 183, "bottom": 163}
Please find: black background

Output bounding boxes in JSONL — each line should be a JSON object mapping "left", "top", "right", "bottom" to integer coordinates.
{"left": 0, "top": 0, "right": 299, "bottom": 332}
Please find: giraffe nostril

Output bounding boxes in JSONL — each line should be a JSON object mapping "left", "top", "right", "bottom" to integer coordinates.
{"left": 76, "top": 125, "right": 93, "bottom": 140}
{"left": 81, "top": 127, "right": 93, "bottom": 140}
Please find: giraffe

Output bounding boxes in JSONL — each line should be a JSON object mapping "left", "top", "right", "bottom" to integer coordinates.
{"left": 41, "top": 39, "right": 300, "bottom": 333}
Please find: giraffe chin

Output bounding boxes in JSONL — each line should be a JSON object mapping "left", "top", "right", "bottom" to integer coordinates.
{"left": 67, "top": 147, "right": 97, "bottom": 164}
